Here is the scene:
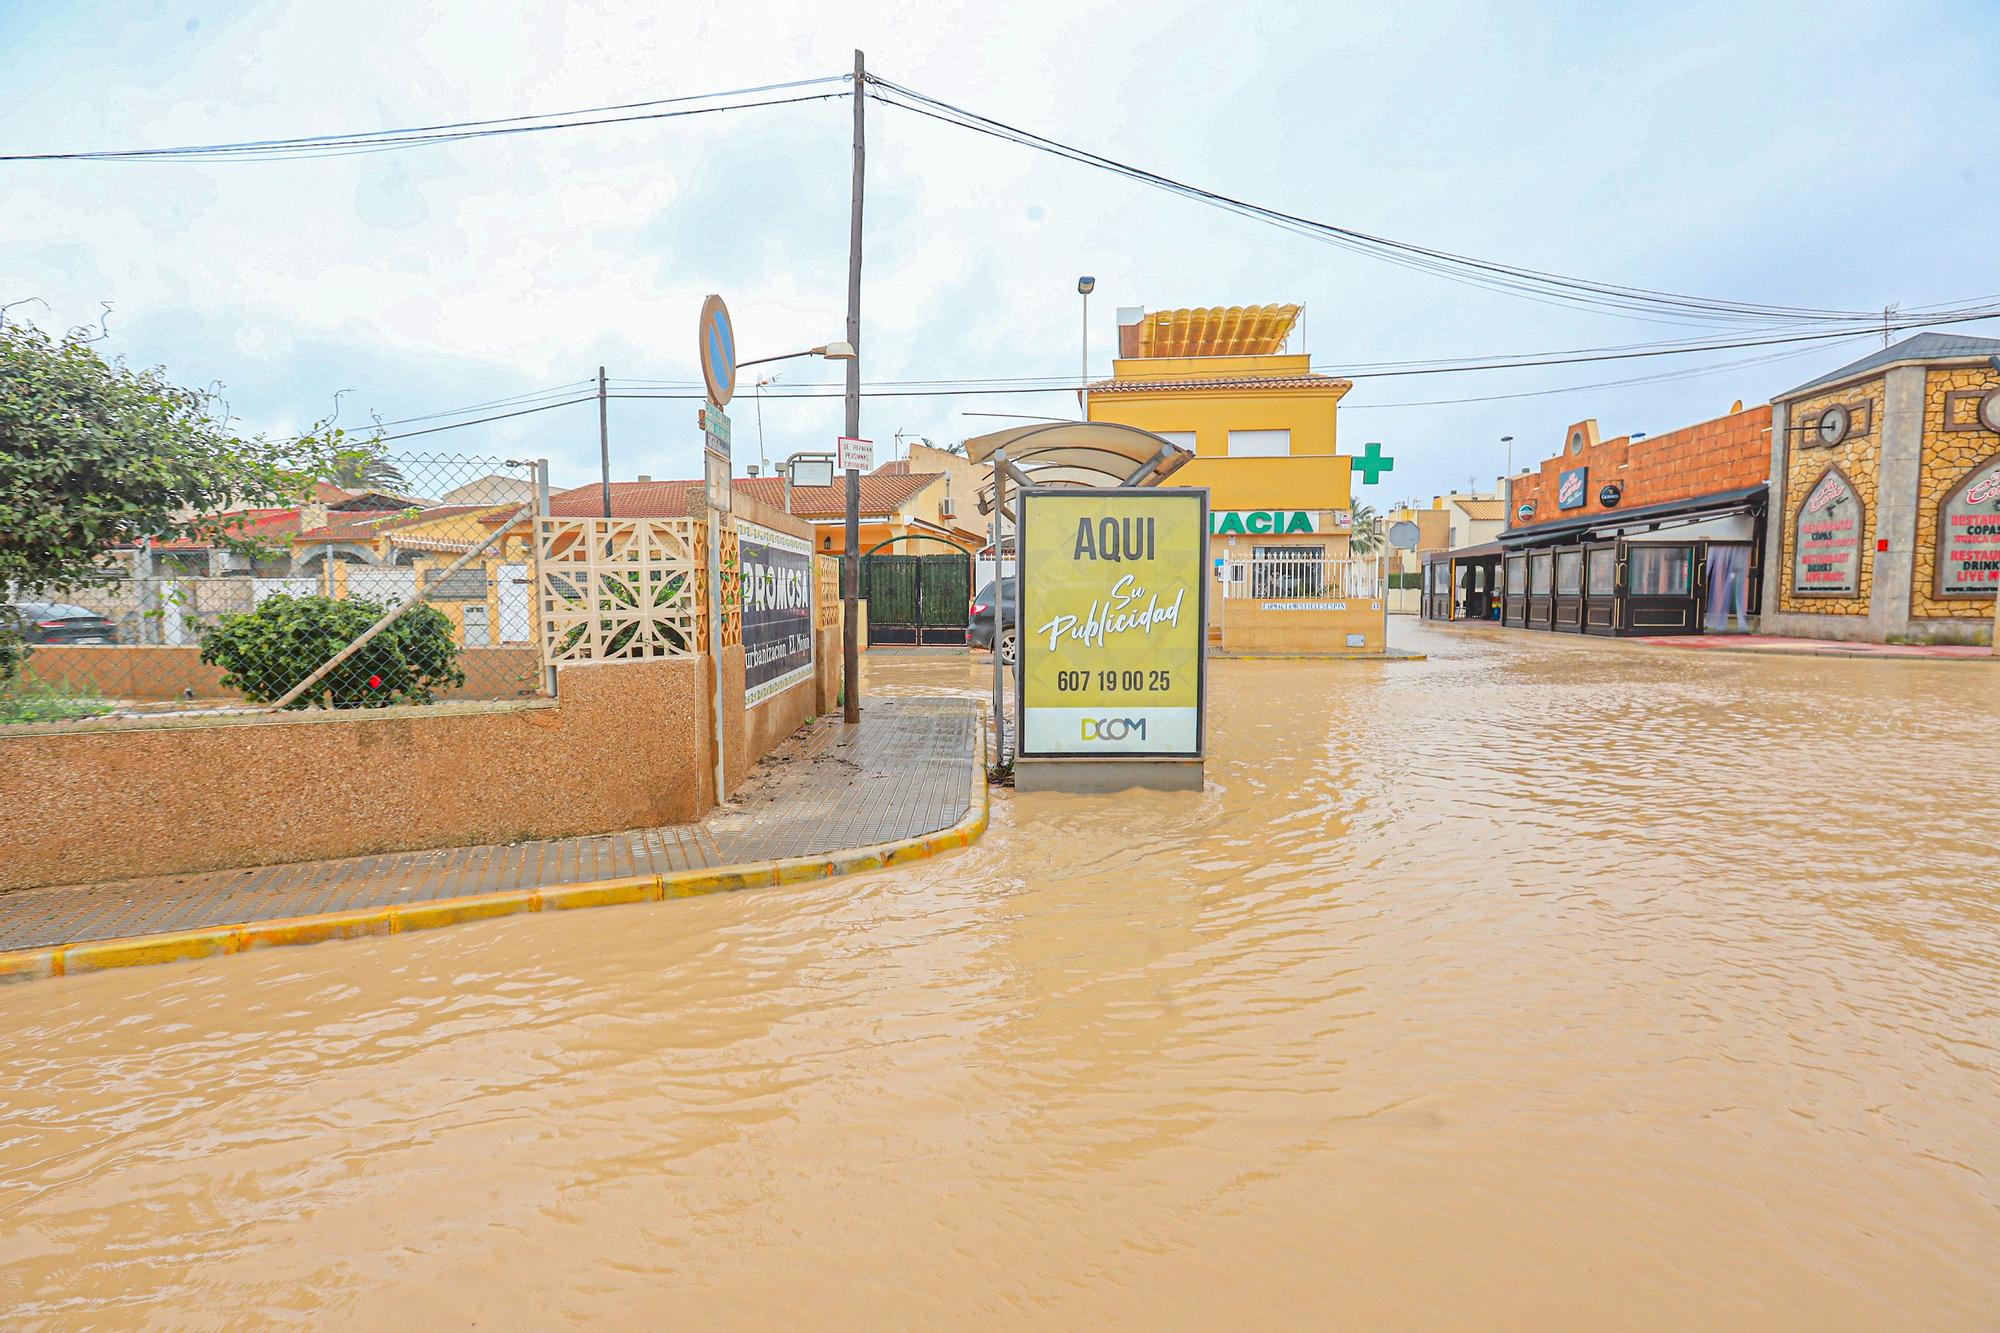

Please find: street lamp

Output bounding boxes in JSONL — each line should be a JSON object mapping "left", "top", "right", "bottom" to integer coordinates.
{"left": 1077, "top": 276, "right": 1095, "bottom": 385}
{"left": 737, "top": 340, "right": 856, "bottom": 370}
{"left": 1501, "top": 434, "right": 1515, "bottom": 479}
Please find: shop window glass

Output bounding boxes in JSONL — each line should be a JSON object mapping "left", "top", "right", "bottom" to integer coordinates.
{"left": 1505, "top": 553, "right": 1526, "bottom": 593}
{"left": 1555, "top": 550, "right": 1583, "bottom": 595}
{"left": 1529, "top": 553, "right": 1552, "bottom": 594}
{"left": 1587, "top": 547, "right": 1616, "bottom": 596}
{"left": 1627, "top": 545, "right": 1692, "bottom": 596}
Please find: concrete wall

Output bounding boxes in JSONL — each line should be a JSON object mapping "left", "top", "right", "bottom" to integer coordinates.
{"left": 1219, "top": 596, "right": 1387, "bottom": 654}
{"left": 0, "top": 658, "right": 712, "bottom": 892}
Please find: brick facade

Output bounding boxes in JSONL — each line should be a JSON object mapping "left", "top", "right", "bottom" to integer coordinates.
{"left": 1506, "top": 404, "right": 1772, "bottom": 531}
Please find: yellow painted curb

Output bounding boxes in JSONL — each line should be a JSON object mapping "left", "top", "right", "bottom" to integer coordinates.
{"left": 0, "top": 728, "right": 990, "bottom": 986}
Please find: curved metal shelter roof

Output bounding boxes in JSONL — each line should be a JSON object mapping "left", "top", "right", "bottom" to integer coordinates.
{"left": 962, "top": 420, "right": 1194, "bottom": 516}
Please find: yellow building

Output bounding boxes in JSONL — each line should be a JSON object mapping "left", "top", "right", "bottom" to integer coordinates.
{"left": 1084, "top": 303, "right": 1385, "bottom": 652}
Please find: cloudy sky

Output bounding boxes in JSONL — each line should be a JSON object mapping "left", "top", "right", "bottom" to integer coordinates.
{"left": 5, "top": 0, "right": 1996, "bottom": 505}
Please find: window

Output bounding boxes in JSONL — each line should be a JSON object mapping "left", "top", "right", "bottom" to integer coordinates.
{"left": 1529, "top": 552, "right": 1552, "bottom": 595}
{"left": 1587, "top": 547, "right": 1616, "bottom": 596}
{"left": 1155, "top": 431, "right": 1197, "bottom": 452}
{"left": 1252, "top": 543, "right": 1324, "bottom": 598}
{"left": 1227, "top": 429, "right": 1291, "bottom": 458}
{"left": 1555, "top": 550, "right": 1582, "bottom": 595}
{"left": 1627, "top": 545, "right": 1692, "bottom": 596}
{"left": 1505, "top": 553, "right": 1526, "bottom": 594}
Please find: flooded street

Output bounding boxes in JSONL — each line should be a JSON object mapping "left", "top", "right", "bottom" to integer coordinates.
{"left": 2, "top": 623, "right": 1997, "bottom": 1328}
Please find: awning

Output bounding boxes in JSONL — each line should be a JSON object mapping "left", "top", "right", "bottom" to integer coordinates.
{"left": 1497, "top": 485, "right": 1765, "bottom": 548}
{"left": 1422, "top": 540, "right": 1505, "bottom": 565}
{"left": 962, "top": 421, "right": 1195, "bottom": 516}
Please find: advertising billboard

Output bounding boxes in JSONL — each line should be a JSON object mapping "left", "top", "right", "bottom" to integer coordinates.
{"left": 739, "top": 520, "right": 815, "bottom": 705}
{"left": 1018, "top": 488, "right": 1207, "bottom": 759}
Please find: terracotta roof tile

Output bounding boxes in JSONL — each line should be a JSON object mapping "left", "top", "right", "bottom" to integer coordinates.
{"left": 294, "top": 503, "right": 503, "bottom": 544}
{"left": 545, "top": 473, "right": 941, "bottom": 521}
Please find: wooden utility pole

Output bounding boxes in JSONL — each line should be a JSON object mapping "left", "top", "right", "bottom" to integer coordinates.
{"left": 842, "top": 48, "right": 866, "bottom": 723}
{"left": 597, "top": 366, "right": 611, "bottom": 519}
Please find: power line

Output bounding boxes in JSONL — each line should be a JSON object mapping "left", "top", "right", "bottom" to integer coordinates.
{"left": 1, "top": 77, "right": 849, "bottom": 163}
{"left": 866, "top": 77, "right": 2000, "bottom": 330}
{"left": 373, "top": 395, "right": 596, "bottom": 441}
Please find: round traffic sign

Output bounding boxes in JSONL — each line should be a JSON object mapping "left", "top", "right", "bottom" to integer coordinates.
{"left": 1386, "top": 520, "right": 1421, "bottom": 550}
{"left": 699, "top": 294, "right": 735, "bottom": 407}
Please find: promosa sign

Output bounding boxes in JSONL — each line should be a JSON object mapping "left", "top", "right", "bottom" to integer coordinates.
{"left": 1018, "top": 488, "right": 1207, "bottom": 759}
{"left": 1212, "top": 509, "right": 1317, "bottom": 536}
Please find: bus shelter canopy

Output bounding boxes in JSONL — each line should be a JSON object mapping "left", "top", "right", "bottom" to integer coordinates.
{"left": 962, "top": 421, "right": 1194, "bottom": 516}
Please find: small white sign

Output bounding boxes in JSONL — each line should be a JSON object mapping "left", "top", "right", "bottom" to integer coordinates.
{"left": 837, "top": 436, "right": 873, "bottom": 472}
{"left": 705, "top": 451, "right": 732, "bottom": 511}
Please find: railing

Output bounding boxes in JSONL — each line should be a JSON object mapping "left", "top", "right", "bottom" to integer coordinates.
{"left": 1221, "top": 555, "right": 1385, "bottom": 600}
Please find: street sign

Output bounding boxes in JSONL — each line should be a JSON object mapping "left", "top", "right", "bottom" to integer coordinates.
{"left": 700, "top": 404, "right": 732, "bottom": 460}
{"left": 838, "top": 436, "right": 873, "bottom": 472}
{"left": 699, "top": 294, "right": 736, "bottom": 408}
{"left": 1386, "top": 520, "right": 1421, "bottom": 550}
{"left": 1018, "top": 488, "right": 1207, "bottom": 762}
{"left": 705, "top": 450, "right": 732, "bottom": 512}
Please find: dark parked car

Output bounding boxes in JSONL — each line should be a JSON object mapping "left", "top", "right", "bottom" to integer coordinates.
{"left": 966, "top": 580, "right": 1016, "bottom": 664}
{"left": 3, "top": 602, "right": 120, "bottom": 645}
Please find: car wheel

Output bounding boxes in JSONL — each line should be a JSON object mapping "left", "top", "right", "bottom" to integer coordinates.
{"left": 998, "top": 627, "right": 1018, "bottom": 666}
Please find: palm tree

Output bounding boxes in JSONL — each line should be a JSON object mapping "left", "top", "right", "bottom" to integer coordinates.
{"left": 328, "top": 449, "right": 405, "bottom": 492}
{"left": 1348, "top": 501, "right": 1382, "bottom": 557}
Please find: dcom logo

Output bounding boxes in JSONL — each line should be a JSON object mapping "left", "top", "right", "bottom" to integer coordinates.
{"left": 1082, "top": 717, "right": 1147, "bottom": 741}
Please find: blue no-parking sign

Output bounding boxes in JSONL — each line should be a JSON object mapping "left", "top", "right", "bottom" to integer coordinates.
{"left": 699, "top": 293, "right": 736, "bottom": 408}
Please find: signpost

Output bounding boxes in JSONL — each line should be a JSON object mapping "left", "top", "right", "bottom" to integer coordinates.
{"left": 699, "top": 296, "right": 735, "bottom": 806}
{"left": 838, "top": 436, "right": 874, "bottom": 472}
{"left": 1015, "top": 487, "right": 1208, "bottom": 793}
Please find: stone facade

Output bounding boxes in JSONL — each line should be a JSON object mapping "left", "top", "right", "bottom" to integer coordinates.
{"left": 1776, "top": 375, "right": 1886, "bottom": 617}
{"left": 1911, "top": 366, "right": 2000, "bottom": 620}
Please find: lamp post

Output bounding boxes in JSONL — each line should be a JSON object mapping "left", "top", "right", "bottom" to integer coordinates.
{"left": 1077, "top": 276, "right": 1095, "bottom": 387}
{"left": 1501, "top": 434, "right": 1515, "bottom": 481}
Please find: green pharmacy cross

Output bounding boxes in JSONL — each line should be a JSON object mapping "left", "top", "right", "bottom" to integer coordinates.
{"left": 1353, "top": 441, "right": 1395, "bottom": 485}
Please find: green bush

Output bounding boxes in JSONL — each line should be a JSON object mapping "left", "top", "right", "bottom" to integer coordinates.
{"left": 0, "top": 672, "right": 112, "bottom": 724}
{"left": 200, "top": 594, "right": 464, "bottom": 709}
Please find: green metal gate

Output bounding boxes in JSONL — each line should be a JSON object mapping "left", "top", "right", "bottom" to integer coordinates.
{"left": 859, "top": 552, "right": 970, "bottom": 646}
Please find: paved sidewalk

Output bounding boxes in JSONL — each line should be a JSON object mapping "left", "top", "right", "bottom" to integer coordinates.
{"left": 1629, "top": 633, "right": 1993, "bottom": 659}
{"left": 0, "top": 697, "right": 981, "bottom": 954}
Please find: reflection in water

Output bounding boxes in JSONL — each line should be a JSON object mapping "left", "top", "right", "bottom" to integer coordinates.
{"left": 2, "top": 624, "right": 1997, "bottom": 1328}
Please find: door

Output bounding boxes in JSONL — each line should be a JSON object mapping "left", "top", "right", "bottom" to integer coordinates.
{"left": 1503, "top": 552, "right": 1528, "bottom": 626}
{"left": 1552, "top": 547, "right": 1585, "bottom": 631}
{"left": 1527, "top": 552, "right": 1554, "bottom": 628}
{"left": 1582, "top": 543, "right": 1618, "bottom": 635}
{"left": 861, "top": 552, "right": 971, "bottom": 645}
{"left": 1700, "top": 543, "right": 1754, "bottom": 633}
{"left": 496, "top": 563, "right": 532, "bottom": 642}
{"left": 1619, "top": 543, "right": 1697, "bottom": 634}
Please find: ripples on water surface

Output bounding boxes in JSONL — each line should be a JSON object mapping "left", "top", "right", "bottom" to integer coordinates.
{"left": 2, "top": 623, "right": 1997, "bottom": 1328}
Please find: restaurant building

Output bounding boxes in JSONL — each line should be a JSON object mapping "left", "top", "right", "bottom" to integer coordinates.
{"left": 1083, "top": 303, "right": 1387, "bottom": 652}
{"left": 1760, "top": 333, "right": 2000, "bottom": 644}
{"left": 1470, "top": 404, "right": 1775, "bottom": 636}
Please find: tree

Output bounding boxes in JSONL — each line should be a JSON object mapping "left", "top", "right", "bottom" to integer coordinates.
{"left": 1349, "top": 501, "right": 1383, "bottom": 557}
{"left": 328, "top": 446, "right": 406, "bottom": 492}
{"left": 0, "top": 318, "right": 336, "bottom": 595}
{"left": 200, "top": 594, "right": 464, "bottom": 708}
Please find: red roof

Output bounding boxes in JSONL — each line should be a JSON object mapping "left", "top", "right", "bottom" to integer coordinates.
{"left": 141, "top": 508, "right": 303, "bottom": 551}
{"left": 294, "top": 503, "right": 504, "bottom": 545}
{"left": 546, "top": 473, "right": 941, "bottom": 521}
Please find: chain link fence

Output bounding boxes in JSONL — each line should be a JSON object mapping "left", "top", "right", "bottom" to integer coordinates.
{"left": 1, "top": 454, "right": 548, "bottom": 726}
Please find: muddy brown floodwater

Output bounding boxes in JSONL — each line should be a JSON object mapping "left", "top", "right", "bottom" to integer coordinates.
{"left": 2, "top": 623, "right": 1997, "bottom": 1328}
